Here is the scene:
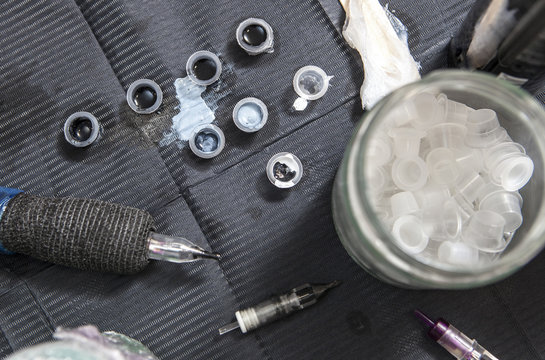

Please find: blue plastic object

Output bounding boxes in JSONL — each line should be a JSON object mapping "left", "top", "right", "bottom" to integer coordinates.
{"left": 0, "top": 186, "right": 23, "bottom": 254}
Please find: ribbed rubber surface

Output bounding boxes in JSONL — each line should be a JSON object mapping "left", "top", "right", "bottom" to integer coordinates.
{"left": 0, "top": 194, "right": 154, "bottom": 274}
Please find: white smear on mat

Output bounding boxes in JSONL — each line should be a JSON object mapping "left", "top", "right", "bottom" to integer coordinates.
{"left": 340, "top": 0, "right": 421, "bottom": 110}
{"left": 160, "top": 77, "right": 216, "bottom": 148}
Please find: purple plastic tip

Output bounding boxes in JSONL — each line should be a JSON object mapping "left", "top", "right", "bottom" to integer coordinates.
{"left": 414, "top": 309, "right": 435, "bottom": 329}
{"left": 414, "top": 309, "right": 449, "bottom": 341}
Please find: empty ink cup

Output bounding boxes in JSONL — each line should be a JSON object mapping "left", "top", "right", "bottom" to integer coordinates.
{"left": 483, "top": 142, "right": 525, "bottom": 170}
{"left": 452, "top": 193, "right": 475, "bottom": 224}
{"left": 267, "top": 152, "right": 303, "bottom": 188}
{"left": 384, "top": 105, "right": 412, "bottom": 128}
{"left": 462, "top": 210, "right": 506, "bottom": 253}
{"left": 407, "top": 93, "right": 443, "bottom": 130}
{"left": 391, "top": 215, "right": 429, "bottom": 255}
{"left": 479, "top": 190, "right": 522, "bottom": 232}
{"left": 437, "top": 94, "right": 471, "bottom": 125}
{"left": 233, "top": 97, "right": 268, "bottom": 132}
{"left": 426, "top": 147, "right": 460, "bottom": 185}
{"left": 438, "top": 241, "right": 479, "bottom": 266}
{"left": 293, "top": 66, "right": 331, "bottom": 101}
{"left": 186, "top": 51, "right": 222, "bottom": 86}
{"left": 236, "top": 18, "right": 274, "bottom": 55}
{"left": 492, "top": 156, "right": 534, "bottom": 191}
{"left": 420, "top": 199, "right": 462, "bottom": 241}
{"left": 367, "top": 133, "right": 393, "bottom": 166}
{"left": 333, "top": 70, "right": 545, "bottom": 289}
{"left": 440, "top": 200, "right": 463, "bottom": 240}
{"left": 388, "top": 127, "right": 426, "bottom": 158}
{"left": 454, "top": 170, "right": 485, "bottom": 203}
{"left": 426, "top": 123, "right": 467, "bottom": 149}
{"left": 189, "top": 124, "right": 225, "bottom": 159}
{"left": 367, "top": 166, "right": 390, "bottom": 194}
{"left": 390, "top": 191, "right": 419, "bottom": 219}
{"left": 391, "top": 157, "right": 428, "bottom": 191}
{"left": 64, "top": 112, "right": 101, "bottom": 147}
{"left": 126, "top": 79, "right": 163, "bottom": 114}
{"left": 476, "top": 182, "right": 504, "bottom": 203}
{"left": 465, "top": 109, "right": 507, "bottom": 148}
{"left": 413, "top": 184, "right": 450, "bottom": 210}
{"left": 483, "top": 142, "right": 534, "bottom": 191}
{"left": 453, "top": 147, "right": 484, "bottom": 173}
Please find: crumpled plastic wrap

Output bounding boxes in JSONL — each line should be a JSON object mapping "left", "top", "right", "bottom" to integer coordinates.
{"left": 6, "top": 325, "right": 158, "bottom": 360}
{"left": 340, "top": 0, "right": 421, "bottom": 109}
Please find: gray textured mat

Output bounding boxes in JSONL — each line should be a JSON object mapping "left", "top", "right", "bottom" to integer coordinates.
{"left": 1, "top": 0, "right": 544, "bottom": 359}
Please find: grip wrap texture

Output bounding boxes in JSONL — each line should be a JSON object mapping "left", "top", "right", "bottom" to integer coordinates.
{"left": 0, "top": 194, "right": 156, "bottom": 274}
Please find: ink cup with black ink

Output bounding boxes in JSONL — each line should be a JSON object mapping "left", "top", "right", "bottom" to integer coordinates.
{"left": 233, "top": 97, "right": 268, "bottom": 133}
{"left": 64, "top": 112, "right": 101, "bottom": 148}
{"left": 236, "top": 18, "right": 274, "bottom": 55}
{"left": 267, "top": 152, "right": 303, "bottom": 188}
{"left": 126, "top": 79, "right": 163, "bottom": 114}
{"left": 186, "top": 51, "right": 222, "bottom": 86}
{"left": 292, "top": 66, "right": 332, "bottom": 111}
{"left": 189, "top": 124, "right": 225, "bottom": 159}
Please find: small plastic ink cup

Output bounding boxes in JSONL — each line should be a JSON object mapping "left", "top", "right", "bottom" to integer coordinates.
{"left": 293, "top": 66, "right": 331, "bottom": 101}
{"left": 388, "top": 127, "right": 426, "bottom": 159}
{"left": 236, "top": 18, "right": 274, "bottom": 55}
{"left": 406, "top": 93, "right": 444, "bottom": 130}
{"left": 189, "top": 124, "right": 225, "bottom": 159}
{"left": 267, "top": 152, "right": 303, "bottom": 188}
{"left": 64, "top": 112, "right": 101, "bottom": 147}
{"left": 426, "top": 123, "right": 467, "bottom": 149}
{"left": 391, "top": 215, "right": 429, "bottom": 255}
{"left": 438, "top": 241, "right": 479, "bottom": 265}
{"left": 465, "top": 109, "right": 507, "bottom": 148}
{"left": 426, "top": 147, "right": 460, "bottom": 185}
{"left": 126, "top": 79, "right": 163, "bottom": 114}
{"left": 186, "top": 51, "right": 222, "bottom": 86}
{"left": 462, "top": 210, "right": 506, "bottom": 253}
{"left": 367, "top": 133, "right": 393, "bottom": 166}
{"left": 391, "top": 156, "right": 428, "bottom": 191}
{"left": 390, "top": 191, "right": 419, "bottom": 219}
{"left": 437, "top": 94, "right": 471, "bottom": 125}
{"left": 233, "top": 97, "right": 268, "bottom": 132}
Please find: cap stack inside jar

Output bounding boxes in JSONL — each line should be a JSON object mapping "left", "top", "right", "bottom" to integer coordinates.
{"left": 365, "top": 93, "right": 534, "bottom": 267}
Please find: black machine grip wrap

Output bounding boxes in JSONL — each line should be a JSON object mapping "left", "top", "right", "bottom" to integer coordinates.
{"left": 0, "top": 193, "right": 156, "bottom": 274}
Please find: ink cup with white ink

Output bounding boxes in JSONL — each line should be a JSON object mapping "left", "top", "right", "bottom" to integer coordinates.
{"left": 267, "top": 152, "right": 303, "bottom": 188}
{"left": 233, "top": 97, "right": 268, "bottom": 132}
{"left": 160, "top": 77, "right": 217, "bottom": 148}
{"left": 333, "top": 70, "right": 545, "bottom": 289}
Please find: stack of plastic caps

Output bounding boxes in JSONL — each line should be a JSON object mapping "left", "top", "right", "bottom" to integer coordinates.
{"left": 366, "top": 93, "right": 534, "bottom": 267}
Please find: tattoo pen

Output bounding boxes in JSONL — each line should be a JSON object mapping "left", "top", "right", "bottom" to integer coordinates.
{"left": 414, "top": 309, "right": 499, "bottom": 360}
{"left": 0, "top": 187, "right": 220, "bottom": 274}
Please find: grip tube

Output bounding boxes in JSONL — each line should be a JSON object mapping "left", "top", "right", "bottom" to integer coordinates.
{"left": 0, "top": 193, "right": 155, "bottom": 274}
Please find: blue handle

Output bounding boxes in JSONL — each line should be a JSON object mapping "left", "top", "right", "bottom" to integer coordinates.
{"left": 0, "top": 187, "right": 23, "bottom": 254}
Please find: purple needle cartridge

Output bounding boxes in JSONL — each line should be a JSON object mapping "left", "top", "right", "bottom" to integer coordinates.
{"left": 414, "top": 309, "right": 499, "bottom": 360}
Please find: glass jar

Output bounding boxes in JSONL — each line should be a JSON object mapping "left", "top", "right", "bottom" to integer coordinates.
{"left": 332, "top": 70, "right": 545, "bottom": 289}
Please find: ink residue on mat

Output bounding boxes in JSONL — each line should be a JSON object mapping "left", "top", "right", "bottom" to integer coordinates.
{"left": 160, "top": 77, "right": 219, "bottom": 148}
